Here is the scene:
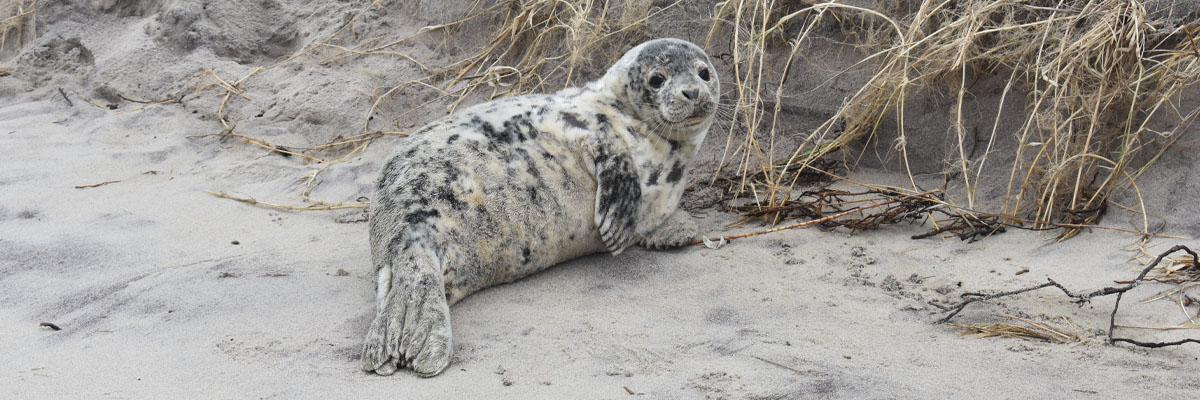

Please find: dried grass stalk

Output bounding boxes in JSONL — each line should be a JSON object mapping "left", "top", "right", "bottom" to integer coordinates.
{"left": 0, "top": 0, "right": 36, "bottom": 53}
{"left": 712, "top": 0, "right": 1200, "bottom": 239}
{"left": 439, "top": 0, "right": 677, "bottom": 110}
{"left": 952, "top": 314, "right": 1086, "bottom": 344}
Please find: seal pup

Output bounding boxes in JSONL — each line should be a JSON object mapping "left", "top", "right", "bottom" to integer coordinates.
{"left": 362, "top": 38, "right": 719, "bottom": 377}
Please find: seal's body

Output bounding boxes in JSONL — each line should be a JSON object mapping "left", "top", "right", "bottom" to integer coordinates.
{"left": 362, "top": 38, "right": 719, "bottom": 377}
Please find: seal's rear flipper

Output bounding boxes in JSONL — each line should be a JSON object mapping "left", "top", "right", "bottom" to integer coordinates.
{"left": 361, "top": 248, "right": 453, "bottom": 377}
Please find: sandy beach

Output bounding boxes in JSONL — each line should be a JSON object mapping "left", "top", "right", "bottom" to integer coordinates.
{"left": 3, "top": 1, "right": 1199, "bottom": 398}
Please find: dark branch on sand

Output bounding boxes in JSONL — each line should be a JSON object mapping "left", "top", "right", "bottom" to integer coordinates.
{"left": 938, "top": 245, "right": 1200, "bottom": 349}
{"left": 57, "top": 88, "right": 73, "bottom": 107}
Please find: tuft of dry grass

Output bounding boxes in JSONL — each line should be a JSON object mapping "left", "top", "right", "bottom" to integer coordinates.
{"left": 710, "top": 0, "right": 1200, "bottom": 239}
{"left": 0, "top": 0, "right": 36, "bottom": 54}
{"left": 436, "top": 0, "right": 676, "bottom": 110}
{"left": 951, "top": 314, "right": 1087, "bottom": 344}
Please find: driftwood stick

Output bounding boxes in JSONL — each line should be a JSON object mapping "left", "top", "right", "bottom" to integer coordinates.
{"left": 688, "top": 190, "right": 940, "bottom": 246}
{"left": 938, "top": 245, "right": 1200, "bottom": 349}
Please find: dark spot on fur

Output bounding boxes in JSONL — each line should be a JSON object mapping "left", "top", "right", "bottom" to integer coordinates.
{"left": 646, "top": 166, "right": 662, "bottom": 185}
{"left": 595, "top": 113, "right": 610, "bottom": 132}
{"left": 561, "top": 112, "right": 587, "bottom": 129}
{"left": 666, "top": 160, "right": 684, "bottom": 183}
{"left": 476, "top": 115, "right": 540, "bottom": 144}
{"left": 594, "top": 147, "right": 609, "bottom": 163}
{"left": 514, "top": 148, "right": 542, "bottom": 182}
{"left": 668, "top": 139, "right": 681, "bottom": 151}
{"left": 447, "top": 134, "right": 460, "bottom": 144}
{"left": 394, "top": 175, "right": 433, "bottom": 209}
{"left": 610, "top": 100, "right": 628, "bottom": 114}
{"left": 641, "top": 88, "right": 655, "bottom": 109}
{"left": 387, "top": 234, "right": 416, "bottom": 253}
{"left": 442, "top": 161, "right": 460, "bottom": 182}
{"left": 382, "top": 155, "right": 403, "bottom": 172}
{"left": 473, "top": 117, "right": 510, "bottom": 143}
{"left": 526, "top": 186, "right": 542, "bottom": 206}
{"left": 506, "top": 116, "right": 535, "bottom": 142}
{"left": 378, "top": 156, "right": 405, "bottom": 189}
{"left": 436, "top": 186, "right": 465, "bottom": 211}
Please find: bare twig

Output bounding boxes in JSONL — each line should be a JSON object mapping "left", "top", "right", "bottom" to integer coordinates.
{"left": 750, "top": 355, "right": 822, "bottom": 376}
{"left": 207, "top": 191, "right": 368, "bottom": 211}
{"left": 57, "top": 88, "right": 72, "bottom": 107}
{"left": 187, "top": 130, "right": 326, "bottom": 163}
{"left": 938, "top": 245, "right": 1200, "bottom": 348}
{"left": 73, "top": 180, "right": 121, "bottom": 189}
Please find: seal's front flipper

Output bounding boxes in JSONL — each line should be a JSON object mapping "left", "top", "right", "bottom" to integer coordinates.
{"left": 593, "top": 146, "right": 643, "bottom": 254}
{"left": 639, "top": 210, "right": 698, "bottom": 249}
{"left": 361, "top": 251, "right": 452, "bottom": 377}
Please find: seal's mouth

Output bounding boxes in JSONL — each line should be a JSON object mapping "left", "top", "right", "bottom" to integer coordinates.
{"left": 660, "top": 114, "right": 712, "bottom": 128}
{"left": 678, "top": 115, "right": 711, "bottom": 126}
{"left": 658, "top": 99, "right": 716, "bottom": 128}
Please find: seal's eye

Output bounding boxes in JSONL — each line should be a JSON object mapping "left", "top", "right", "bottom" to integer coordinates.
{"left": 648, "top": 74, "right": 665, "bottom": 89}
{"left": 698, "top": 67, "right": 710, "bottom": 81}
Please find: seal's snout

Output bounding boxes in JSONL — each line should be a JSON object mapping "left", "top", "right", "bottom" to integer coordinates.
{"left": 661, "top": 81, "right": 715, "bottom": 125}
{"left": 681, "top": 83, "right": 715, "bottom": 111}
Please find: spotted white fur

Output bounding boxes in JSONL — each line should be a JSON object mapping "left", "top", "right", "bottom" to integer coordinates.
{"left": 361, "top": 38, "right": 719, "bottom": 377}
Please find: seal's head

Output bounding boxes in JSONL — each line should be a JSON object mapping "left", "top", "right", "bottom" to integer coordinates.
{"left": 607, "top": 38, "right": 719, "bottom": 141}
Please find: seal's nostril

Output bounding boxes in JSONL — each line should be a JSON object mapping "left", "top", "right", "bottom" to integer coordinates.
{"left": 682, "top": 89, "right": 698, "bottom": 100}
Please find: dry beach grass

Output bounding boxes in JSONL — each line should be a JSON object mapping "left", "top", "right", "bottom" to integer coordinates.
{"left": 175, "top": 1, "right": 1200, "bottom": 245}
{"left": 0, "top": 0, "right": 36, "bottom": 52}
{"left": 706, "top": 0, "right": 1200, "bottom": 240}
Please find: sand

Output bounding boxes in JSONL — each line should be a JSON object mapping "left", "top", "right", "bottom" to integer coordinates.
{"left": 2, "top": 1, "right": 1199, "bottom": 398}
